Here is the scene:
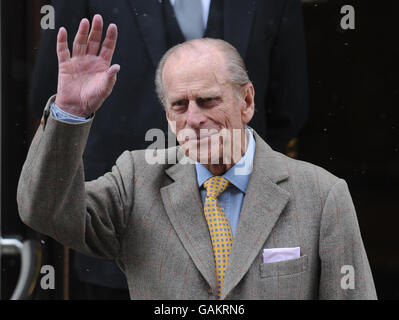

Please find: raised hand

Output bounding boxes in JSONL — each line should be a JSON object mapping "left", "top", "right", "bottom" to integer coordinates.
{"left": 54, "top": 15, "right": 120, "bottom": 118}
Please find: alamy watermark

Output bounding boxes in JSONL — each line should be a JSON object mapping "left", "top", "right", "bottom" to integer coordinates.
{"left": 40, "top": 5, "right": 55, "bottom": 30}
{"left": 340, "top": 5, "right": 355, "bottom": 30}
{"left": 39, "top": 4, "right": 356, "bottom": 33}
{"left": 341, "top": 265, "right": 355, "bottom": 290}
{"left": 40, "top": 265, "right": 55, "bottom": 290}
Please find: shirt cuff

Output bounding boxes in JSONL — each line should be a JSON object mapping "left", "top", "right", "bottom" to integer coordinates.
{"left": 50, "top": 102, "right": 92, "bottom": 123}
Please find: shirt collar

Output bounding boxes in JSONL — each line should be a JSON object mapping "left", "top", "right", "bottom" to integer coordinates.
{"left": 195, "top": 128, "right": 256, "bottom": 194}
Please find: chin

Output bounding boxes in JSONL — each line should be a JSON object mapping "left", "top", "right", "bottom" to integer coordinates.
{"left": 180, "top": 139, "right": 220, "bottom": 164}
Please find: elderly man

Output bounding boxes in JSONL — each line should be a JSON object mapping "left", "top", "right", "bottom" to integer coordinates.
{"left": 17, "top": 16, "right": 376, "bottom": 299}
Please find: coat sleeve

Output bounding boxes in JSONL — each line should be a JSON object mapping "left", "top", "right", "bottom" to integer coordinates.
{"left": 265, "top": 0, "right": 309, "bottom": 152}
{"left": 318, "top": 179, "right": 377, "bottom": 299}
{"left": 17, "top": 97, "right": 135, "bottom": 260}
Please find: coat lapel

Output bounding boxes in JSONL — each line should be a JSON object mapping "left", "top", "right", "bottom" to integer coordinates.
{"left": 221, "top": 131, "right": 291, "bottom": 299}
{"left": 128, "top": 0, "right": 167, "bottom": 67}
{"left": 160, "top": 150, "right": 217, "bottom": 291}
{"left": 223, "top": 0, "right": 256, "bottom": 59}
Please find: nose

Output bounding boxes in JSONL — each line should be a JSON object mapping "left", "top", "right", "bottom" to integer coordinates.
{"left": 186, "top": 100, "right": 206, "bottom": 129}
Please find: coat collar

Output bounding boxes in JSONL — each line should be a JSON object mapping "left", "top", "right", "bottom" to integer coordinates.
{"left": 160, "top": 150, "right": 217, "bottom": 291}
{"left": 221, "top": 129, "right": 290, "bottom": 299}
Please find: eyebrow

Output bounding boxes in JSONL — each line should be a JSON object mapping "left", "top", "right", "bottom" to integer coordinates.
{"left": 169, "top": 90, "right": 221, "bottom": 103}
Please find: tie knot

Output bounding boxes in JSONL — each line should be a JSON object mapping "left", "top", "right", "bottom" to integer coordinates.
{"left": 203, "top": 176, "right": 230, "bottom": 198}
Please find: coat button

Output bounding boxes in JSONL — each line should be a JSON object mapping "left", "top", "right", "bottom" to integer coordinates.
{"left": 207, "top": 287, "right": 213, "bottom": 295}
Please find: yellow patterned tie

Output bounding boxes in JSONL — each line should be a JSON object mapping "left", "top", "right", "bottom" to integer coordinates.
{"left": 203, "top": 176, "right": 234, "bottom": 298}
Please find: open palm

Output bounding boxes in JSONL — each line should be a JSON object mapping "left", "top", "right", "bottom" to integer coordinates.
{"left": 55, "top": 15, "right": 120, "bottom": 118}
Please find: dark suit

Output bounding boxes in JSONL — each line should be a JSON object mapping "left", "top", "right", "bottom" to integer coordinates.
{"left": 29, "top": 0, "right": 308, "bottom": 294}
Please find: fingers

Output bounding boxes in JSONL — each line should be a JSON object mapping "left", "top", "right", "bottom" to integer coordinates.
{"left": 57, "top": 27, "right": 70, "bottom": 63}
{"left": 86, "top": 14, "right": 103, "bottom": 55}
{"left": 72, "top": 18, "right": 90, "bottom": 57}
{"left": 64, "top": 15, "right": 118, "bottom": 63}
{"left": 99, "top": 24, "right": 118, "bottom": 65}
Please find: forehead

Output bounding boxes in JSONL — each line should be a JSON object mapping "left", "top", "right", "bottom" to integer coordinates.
{"left": 162, "top": 46, "right": 229, "bottom": 99}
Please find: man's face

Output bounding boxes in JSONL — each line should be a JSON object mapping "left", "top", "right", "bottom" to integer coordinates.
{"left": 163, "top": 46, "right": 253, "bottom": 164}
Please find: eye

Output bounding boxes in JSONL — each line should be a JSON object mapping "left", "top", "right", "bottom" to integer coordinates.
{"left": 171, "top": 99, "right": 188, "bottom": 111}
{"left": 175, "top": 100, "right": 185, "bottom": 106}
{"left": 198, "top": 97, "right": 220, "bottom": 107}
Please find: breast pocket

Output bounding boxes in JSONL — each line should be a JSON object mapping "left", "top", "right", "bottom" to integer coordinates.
{"left": 259, "top": 255, "right": 308, "bottom": 278}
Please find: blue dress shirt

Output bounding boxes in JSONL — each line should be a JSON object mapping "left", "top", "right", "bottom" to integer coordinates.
{"left": 195, "top": 129, "right": 256, "bottom": 237}
{"left": 50, "top": 102, "right": 90, "bottom": 123}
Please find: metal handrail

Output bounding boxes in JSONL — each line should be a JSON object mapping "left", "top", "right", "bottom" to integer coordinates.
{"left": 0, "top": 237, "right": 42, "bottom": 300}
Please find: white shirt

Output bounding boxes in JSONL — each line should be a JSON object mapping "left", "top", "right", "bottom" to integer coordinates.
{"left": 169, "top": 0, "right": 211, "bottom": 29}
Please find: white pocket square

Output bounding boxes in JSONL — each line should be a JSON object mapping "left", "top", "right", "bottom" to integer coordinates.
{"left": 262, "top": 247, "right": 300, "bottom": 263}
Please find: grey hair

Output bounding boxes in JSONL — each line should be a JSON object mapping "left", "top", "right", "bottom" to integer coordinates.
{"left": 155, "top": 38, "right": 251, "bottom": 108}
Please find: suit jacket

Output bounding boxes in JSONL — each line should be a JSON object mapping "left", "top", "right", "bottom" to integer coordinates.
{"left": 17, "top": 97, "right": 376, "bottom": 299}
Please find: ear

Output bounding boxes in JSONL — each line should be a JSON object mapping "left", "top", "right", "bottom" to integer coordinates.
{"left": 240, "top": 82, "right": 255, "bottom": 124}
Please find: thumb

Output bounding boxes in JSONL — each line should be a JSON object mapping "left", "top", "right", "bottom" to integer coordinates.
{"left": 107, "top": 64, "right": 120, "bottom": 77}
{"left": 102, "top": 64, "right": 120, "bottom": 97}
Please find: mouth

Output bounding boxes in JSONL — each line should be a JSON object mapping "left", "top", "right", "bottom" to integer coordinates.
{"left": 186, "top": 134, "right": 217, "bottom": 143}
{"left": 184, "top": 130, "right": 221, "bottom": 143}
